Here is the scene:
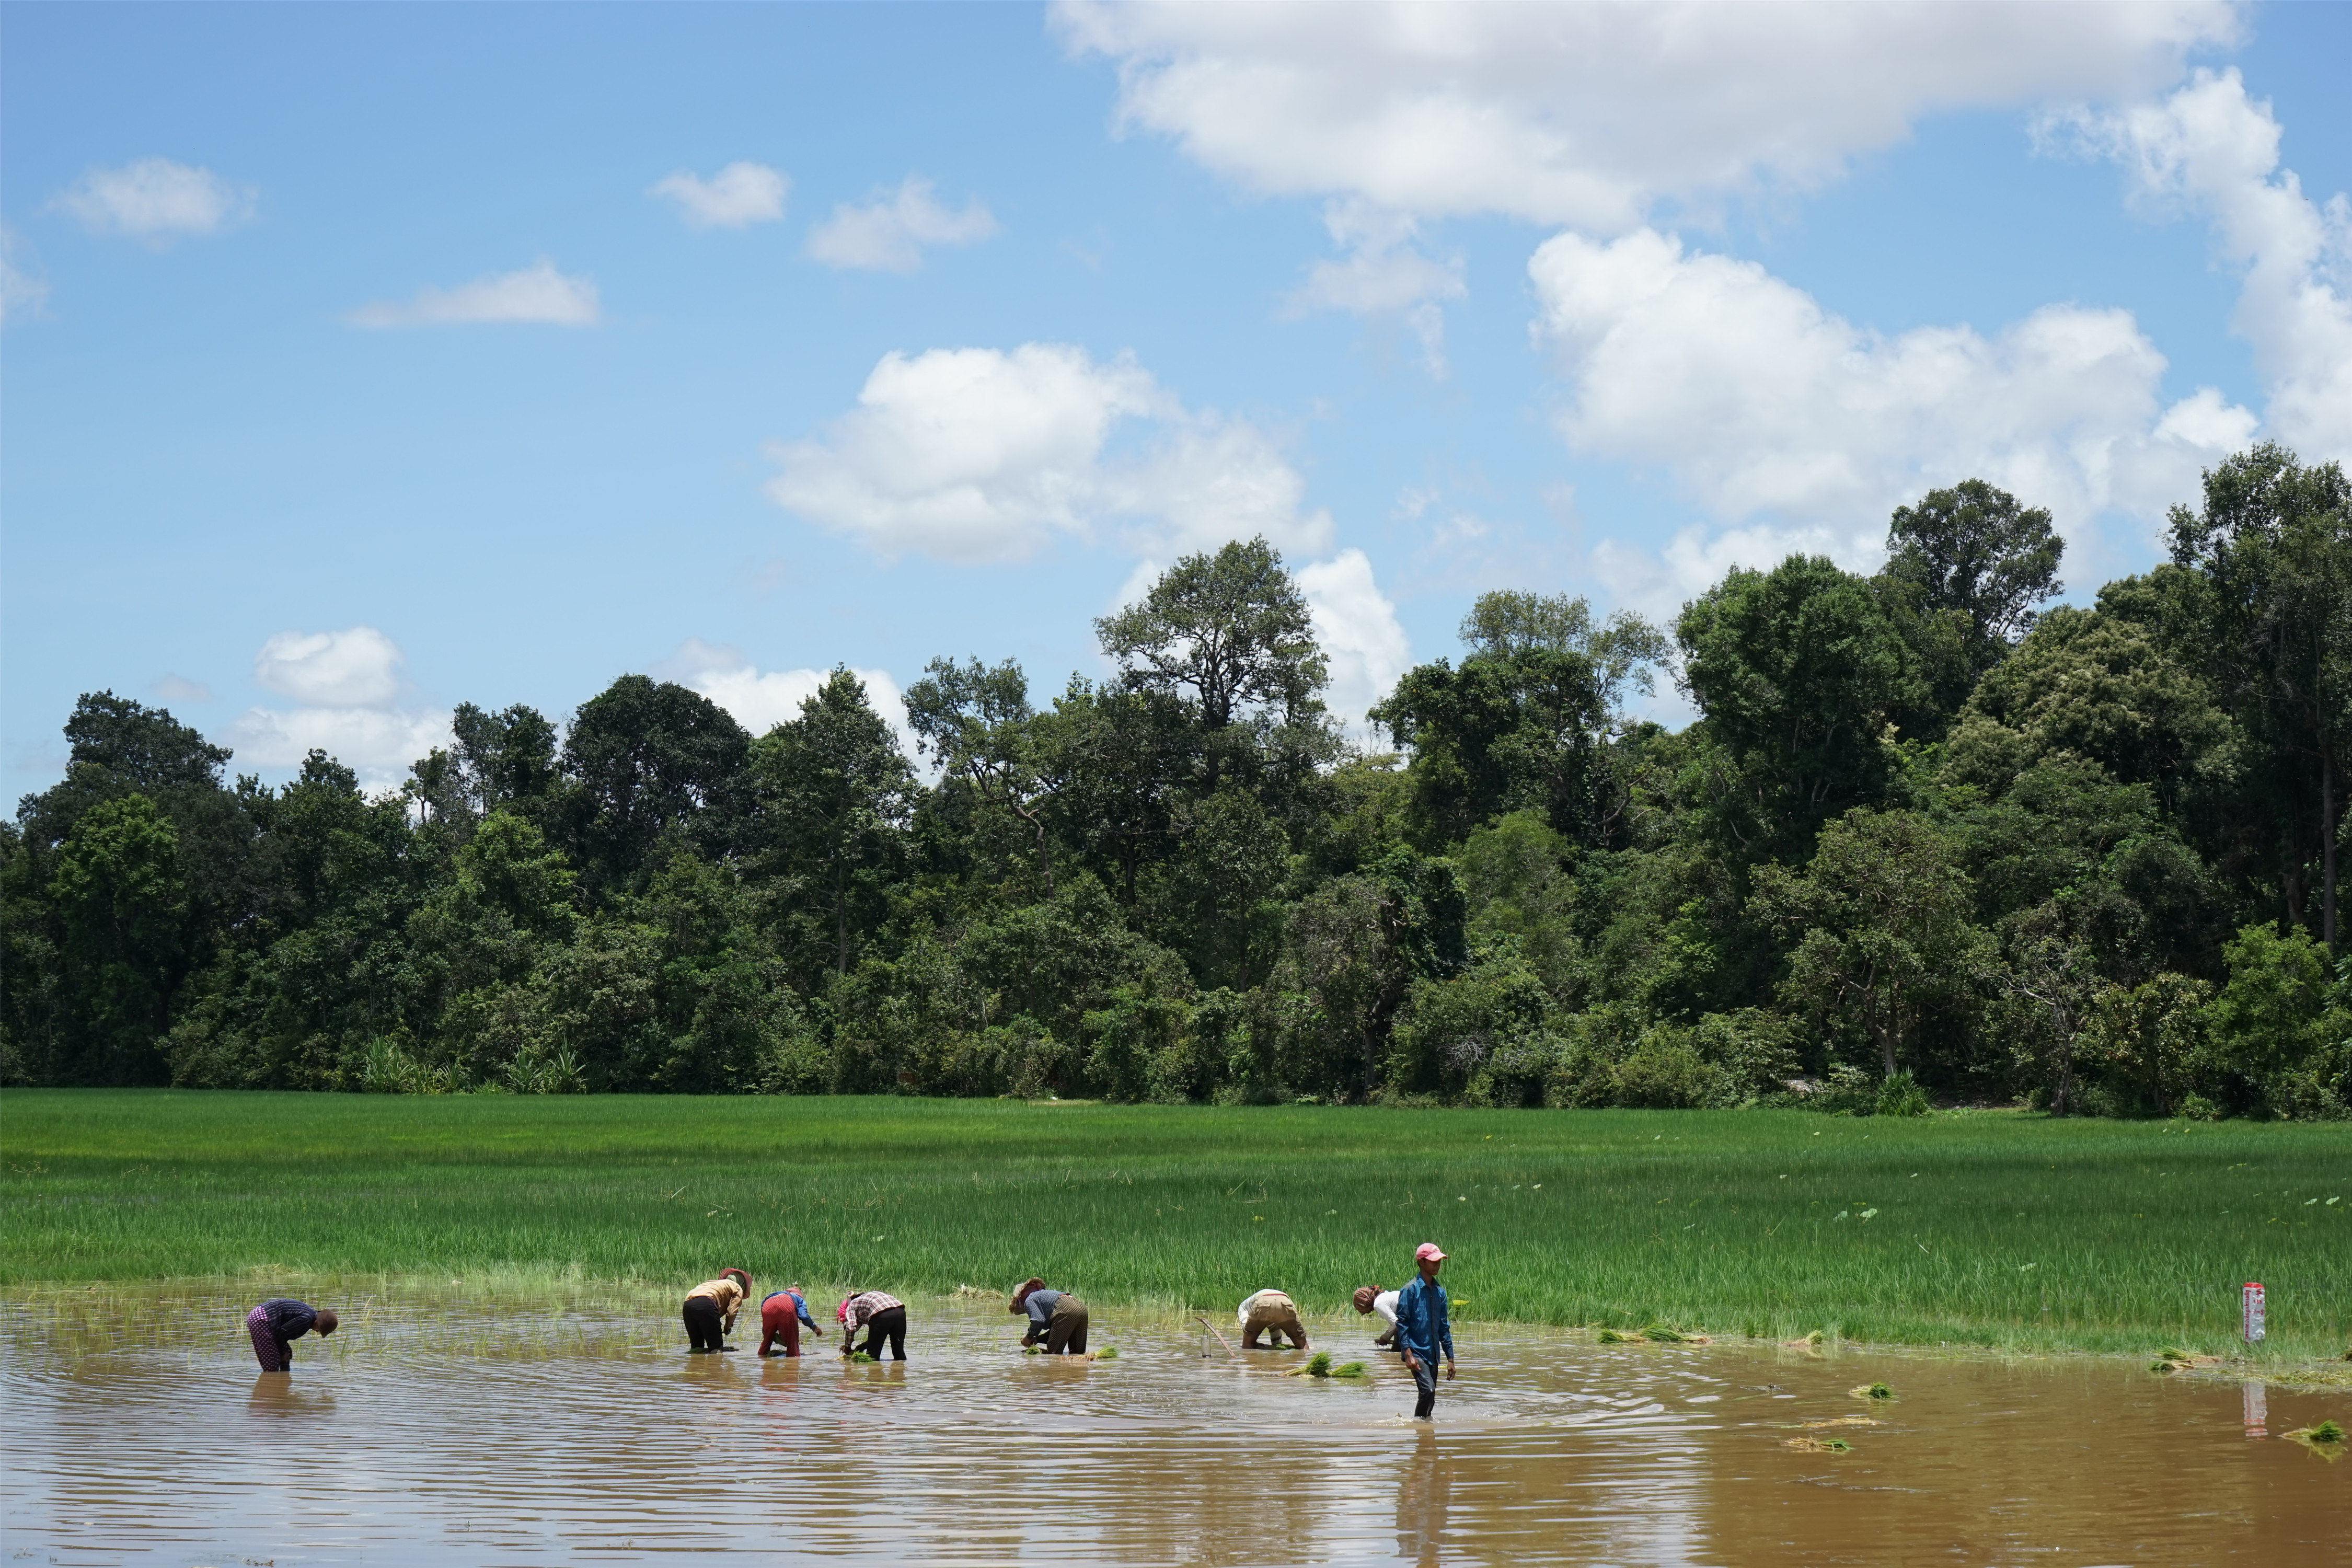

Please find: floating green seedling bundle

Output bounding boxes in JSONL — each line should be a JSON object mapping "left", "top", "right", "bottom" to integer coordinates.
{"left": 1596, "top": 1329, "right": 1631, "bottom": 1344}
{"left": 1092, "top": 1347, "right": 1118, "bottom": 1361}
{"left": 1782, "top": 1436, "right": 1852, "bottom": 1452}
{"left": 2285, "top": 1420, "right": 2344, "bottom": 1458}
{"left": 1288, "top": 1352, "right": 1369, "bottom": 1379}
{"left": 1851, "top": 1381, "right": 1894, "bottom": 1400}
{"left": 848, "top": 1351, "right": 873, "bottom": 1363}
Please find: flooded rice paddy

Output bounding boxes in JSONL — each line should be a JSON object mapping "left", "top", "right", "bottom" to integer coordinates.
{"left": 4, "top": 1287, "right": 2344, "bottom": 1566}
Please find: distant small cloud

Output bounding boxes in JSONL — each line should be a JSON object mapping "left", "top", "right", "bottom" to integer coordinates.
{"left": 1, "top": 226, "right": 48, "bottom": 323}
{"left": 52, "top": 158, "right": 254, "bottom": 243}
{"left": 661, "top": 640, "right": 917, "bottom": 759}
{"left": 806, "top": 177, "right": 997, "bottom": 273}
{"left": 227, "top": 706, "right": 455, "bottom": 793}
{"left": 253, "top": 626, "right": 405, "bottom": 707}
{"left": 347, "top": 260, "right": 599, "bottom": 329}
{"left": 651, "top": 161, "right": 791, "bottom": 228}
{"left": 232, "top": 624, "right": 446, "bottom": 791}
{"left": 1285, "top": 199, "right": 1464, "bottom": 375}
{"left": 152, "top": 674, "right": 214, "bottom": 705}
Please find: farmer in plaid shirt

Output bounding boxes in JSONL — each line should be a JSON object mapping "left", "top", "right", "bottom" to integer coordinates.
{"left": 838, "top": 1290, "right": 907, "bottom": 1361}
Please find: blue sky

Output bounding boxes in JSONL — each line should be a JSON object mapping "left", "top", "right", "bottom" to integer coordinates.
{"left": 5, "top": 1, "right": 2349, "bottom": 798}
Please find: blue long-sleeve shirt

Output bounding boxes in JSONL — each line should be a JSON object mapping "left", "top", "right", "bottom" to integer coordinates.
{"left": 1392, "top": 1276, "right": 1452, "bottom": 1363}
{"left": 763, "top": 1290, "right": 818, "bottom": 1329}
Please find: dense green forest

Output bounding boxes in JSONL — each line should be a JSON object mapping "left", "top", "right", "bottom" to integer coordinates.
{"left": 5, "top": 445, "right": 2346, "bottom": 1117}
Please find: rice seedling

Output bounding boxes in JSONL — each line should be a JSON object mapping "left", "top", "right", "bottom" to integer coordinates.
{"left": 2284, "top": 1420, "right": 2344, "bottom": 1458}
{"left": 3, "top": 1091, "right": 2346, "bottom": 1363}
{"left": 1853, "top": 1382, "right": 1895, "bottom": 1400}
{"left": 1783, "top": 1436, "right": 1852, "bottom": 1452}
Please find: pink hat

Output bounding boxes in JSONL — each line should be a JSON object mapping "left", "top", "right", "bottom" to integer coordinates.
{"left": 1415, "top": 1242, "right": 1448, "bottom": 1262}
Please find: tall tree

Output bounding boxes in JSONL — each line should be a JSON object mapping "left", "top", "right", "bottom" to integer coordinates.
{"left": 2166, "top": 444, "right": 2351, "bottom": 949}
{"left": 1045, "top": 678, "right": 1192, "bottom": 904}
{"left": 1884, "top": 479, "right": 2065, "bottom": 668}
{"left": 1375, "top": 590, "right": 1666, "bottom": 847}
{"left": 561, "top": 676, "right": 750, "bottom": 892}
{"left": 905, "top": 657, "right": 1062, "bottom": 894}
{"left": 1676, "top": 555, "right": 1924, "bottom": 857}
{"left": 751, "top": 669, "right": 917, "bottom": 976}
{"left": 1755, "top": 809, "right": 1987, "bottom": 1081}
{"left": 1095, "top": 536, "right": 1330, "bottom": 791}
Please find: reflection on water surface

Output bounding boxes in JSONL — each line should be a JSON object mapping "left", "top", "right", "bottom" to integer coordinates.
{"left": 4, "top": 1288, "right": 2343, "bottom": 1565}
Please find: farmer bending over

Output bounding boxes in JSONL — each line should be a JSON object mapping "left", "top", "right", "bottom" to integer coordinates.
{"left": 684, "top": 1269, "right": 751, "bottom": 1353}
{"left": 1352, "top": 1285, "right": 1400, "bottom": 1349}
{"left": 1237, "top": 1288, "right": 1310, "bottom": 1350}
{"left": 759, "top": 1286, "right": 825, "bottom": 1357}
{"left": 246, "top": 1298, "right": 336, "bottom": 1372}
{"left": 839, "top": 1290, "right": 907, "bottom": 1361}
{"left": 1394, "top": 1243, "right": 1456, "bottom": 1421}
{"left": 1011, "top": 1278, "right": 1089, "bottom": 1355}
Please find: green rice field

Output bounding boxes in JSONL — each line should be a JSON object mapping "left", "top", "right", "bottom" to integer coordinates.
{"left": 3, "top": 1091, "right": 2346, "bottom": 1364}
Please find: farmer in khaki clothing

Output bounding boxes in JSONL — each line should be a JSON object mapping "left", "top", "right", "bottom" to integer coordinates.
{"left": 1237, "top": 1287, "right": 1310, "bottom": 1349}
{"left": 1011, "top": 1278, "right": 1089, "bottom": 1354}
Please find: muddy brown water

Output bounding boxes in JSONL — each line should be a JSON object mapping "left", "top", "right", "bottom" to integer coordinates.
{"left": 3, "top": 1289, "right": 2344, "bottom": 1565}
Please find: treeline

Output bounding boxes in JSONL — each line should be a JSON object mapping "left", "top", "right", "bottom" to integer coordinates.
{"left": 5, "top": 445, "right": 2347, "bottom": 1116}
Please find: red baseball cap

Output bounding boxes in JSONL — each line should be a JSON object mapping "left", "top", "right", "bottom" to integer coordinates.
{"left": 1415, "top": 1242, "right": 1448, "bottom": 1262}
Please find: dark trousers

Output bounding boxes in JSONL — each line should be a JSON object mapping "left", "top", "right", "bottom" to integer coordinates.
{"left": 683, "top": 1296, "right": 727, "bottom": 1352}
{"left": 1408, "top": 1353, "right": 1438, "bottom": 1419}
{"left": 1046, "top": 1297, "right": 1088, "bottom": 1355}
{"left": 850, "top": 1306, "right": 907, "bottom": 1361}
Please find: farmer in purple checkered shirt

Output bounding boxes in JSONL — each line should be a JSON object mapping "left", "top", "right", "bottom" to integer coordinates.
{"left": 245, "top": 1298, "right": 336, "bottom": 1371}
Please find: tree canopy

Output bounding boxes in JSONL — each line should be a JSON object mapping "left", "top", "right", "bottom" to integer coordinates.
{"left": 6, "top": 470, "right": 2347, "bottom": 1120}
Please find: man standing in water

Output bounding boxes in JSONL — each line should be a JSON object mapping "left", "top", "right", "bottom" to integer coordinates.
{"left": 1393, "top": 1243, "right": 1455, "bottom": 1420}
{"left": 245, "top": 1297, "right": 336, "bottom": 1371}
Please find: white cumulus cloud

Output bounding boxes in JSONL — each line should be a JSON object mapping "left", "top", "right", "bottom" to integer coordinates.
{"left": 51, "top": 158, "right": 255, "bottom": 241}
{"left": 651, "top": 161, "right": 791, "bottom": 228}
{"left": 1528, "top": 226, "right": 2256, "bottom": 610}
{"left": 2060, "top": 68, "right": 2352, "bottom": 464}
{"left": 1297, "top": 548, "right": 1411, "bottom": 740}
{"left": 662, "top": 640, "right": 916, "bottom": 758}
{"left": 1057, "top": 1, "right": 2236, "bottom": 227}
{"left": 764, "top": 342, "right": 1333, "bottom": 563}
{"left": 253, "top": 627, "right": 407, "bottom": 707}
{"left": 231, "top": 626, "right": 449, "bottom": 790}
{"left": 805, "top": 177, "right": 998, "bottom": 272}
{"left": 346, "top": 260, "right": 601, "bottom": 328}
{"left": 228, "top": 707, "right": 456, "bottom": 791}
